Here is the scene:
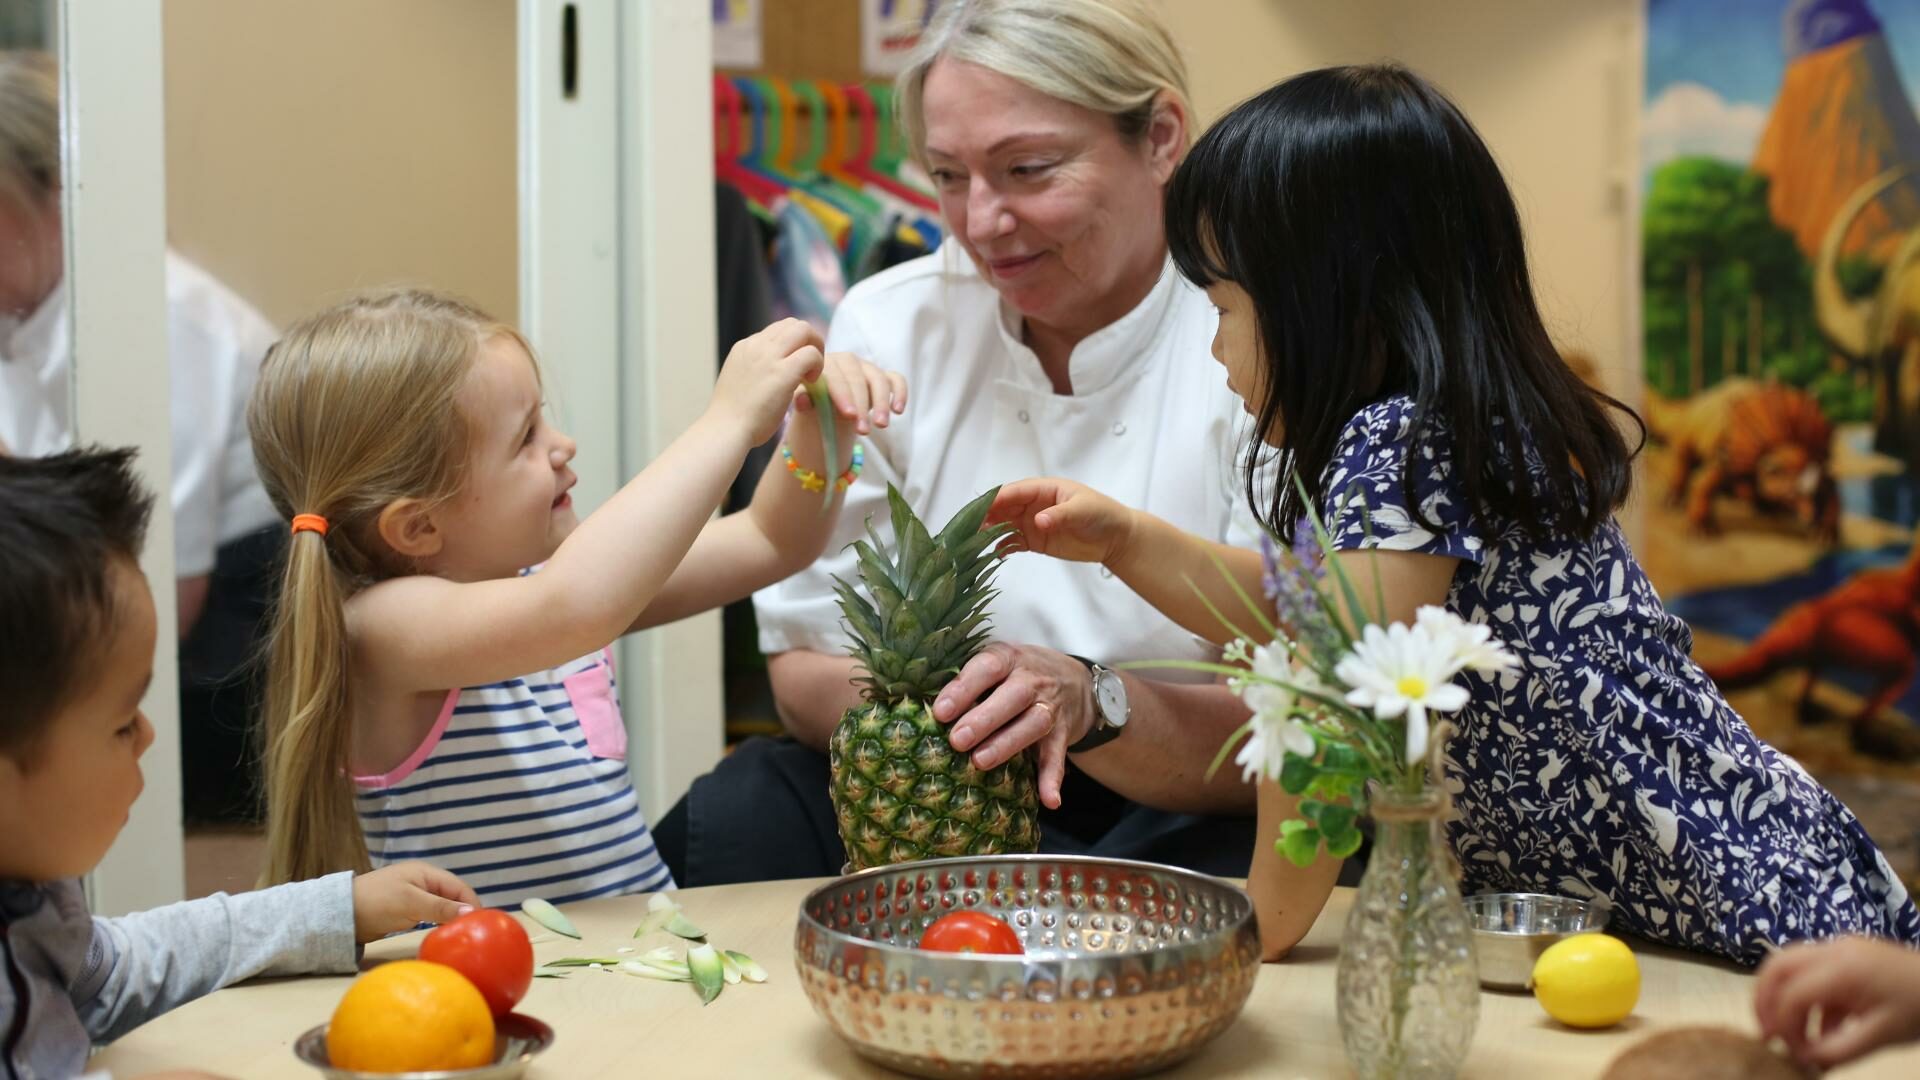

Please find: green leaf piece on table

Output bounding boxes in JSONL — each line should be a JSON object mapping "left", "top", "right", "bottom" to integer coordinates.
{"left": 665, "top": 913, "right": 707, "bottom": 940}
{"left": 687, "top": 943, "right": 726, "bottom": 1004}
{"left": 724, "top": 950, "right": 769, "bottom": 983}
{"left": 618, "top": 959, "right": 690, "bottom": 982}
{"left": 520, "top": 897, "right": 581, "bottom": 939}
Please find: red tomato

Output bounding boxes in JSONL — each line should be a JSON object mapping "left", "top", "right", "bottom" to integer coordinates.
{"left": 418, "top": 909, "right": 534, "bottom": 1016}
{"left": 919, "top": 911, "right": 1024, "bottom": 955}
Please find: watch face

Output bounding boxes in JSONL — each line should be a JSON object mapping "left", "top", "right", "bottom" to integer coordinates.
{"left": 1095, "top": 671, "right": 1127, "bottom": 726}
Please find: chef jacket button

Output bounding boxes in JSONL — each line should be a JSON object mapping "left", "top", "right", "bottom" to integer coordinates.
{"left": 1111, "top": 421, "right": 1127, "bottom": 436}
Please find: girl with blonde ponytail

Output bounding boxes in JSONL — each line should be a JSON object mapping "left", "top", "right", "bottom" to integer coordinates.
{"left": 250, "top": 289, "right": 901, "bottom": 904}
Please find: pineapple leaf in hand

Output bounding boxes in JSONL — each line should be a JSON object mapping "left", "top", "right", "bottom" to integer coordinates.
{"left": 805, "top": 379, "right": 837, "bottom": 515}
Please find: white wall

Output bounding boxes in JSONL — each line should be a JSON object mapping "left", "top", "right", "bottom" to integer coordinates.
{"left": 164, "top": 0, "right": 518, "bottom": 325}
{"left": 1154, "top": 0, "right": 1645, "bottom": 410}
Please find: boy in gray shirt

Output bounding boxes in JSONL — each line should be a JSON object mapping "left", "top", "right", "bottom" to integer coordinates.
{"left": 0, "top": 447, "right": 480, "bottom": 1079}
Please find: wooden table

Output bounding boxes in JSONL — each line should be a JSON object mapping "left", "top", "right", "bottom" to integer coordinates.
{"left": 95, "top": 882, "right": 1920, "bottom": 1078}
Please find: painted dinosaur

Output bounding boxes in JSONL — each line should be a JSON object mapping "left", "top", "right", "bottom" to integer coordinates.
{"left": 1815, "top": 164, "right": 1920, "bottom": 468}
{"left": 1647, "top": 377, "right": 1839, "bottom": 544}
{"left": 1701, "top": 533, "right": 1920, "bottom": 759}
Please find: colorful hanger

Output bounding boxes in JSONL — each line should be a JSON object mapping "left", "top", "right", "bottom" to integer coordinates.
{"left": 843, "top": 83, "right": 938, "bottom": 211}
{"left": 713, "top": 75, "right": 782, "bottom": 205}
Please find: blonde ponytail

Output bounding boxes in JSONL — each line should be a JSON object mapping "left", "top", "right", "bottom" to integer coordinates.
{"left": 250, "top": 288, "right": 527, "bottom": 885}
{"left": 260, "top": 527, "right": 364, "bottom": 882}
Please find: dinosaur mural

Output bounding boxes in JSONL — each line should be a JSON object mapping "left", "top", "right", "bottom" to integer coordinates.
{"left": 1815, "top": 165, "right": 1920, "bottom": 470}
{"left": 1701, "top": 533, "right": 1920, "bottom": 759}
{"left": 1649, "top": 378, "right": 1840, "bottom": 543}
{"left": 1646, "top": 0, "right": 1920, "bottom": 886}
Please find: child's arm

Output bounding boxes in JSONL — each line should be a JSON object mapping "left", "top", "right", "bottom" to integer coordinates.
{"left": 989, "top": 477, "right": 1272, "bottom": 645}
{"left": 351, "top": 320, "right": 825, "bottom": 691}
{"left": 75, "top": 863, "right": 475, "bottom": 1044}
{"left": 624, "top": 352, "right": 907, "bottom": 630}
{"left": 1756, "top": 935, "right": 1920, "bottom": 1068}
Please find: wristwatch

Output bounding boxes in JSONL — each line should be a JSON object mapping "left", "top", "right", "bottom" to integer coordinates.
{"left": 1067, "top": 654, "right": 1130, "bottom": 753}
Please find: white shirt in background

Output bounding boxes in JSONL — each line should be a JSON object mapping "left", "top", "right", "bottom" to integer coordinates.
{"left": 0, "top": 250, "right": 279, "bottom": 577}
{"left": 755, "top": 243, "right": 1268, "bottom": 675}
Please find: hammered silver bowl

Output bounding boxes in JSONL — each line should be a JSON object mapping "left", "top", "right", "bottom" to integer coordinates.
{"left": 292, "top": 1012, "right": 553, "bottom": 1079}
{"left": 1464, "top": 891, "right": 1611, "bottom": 991}
{"left": 794, "top": 854, "right": 1260, "bottom": 1079}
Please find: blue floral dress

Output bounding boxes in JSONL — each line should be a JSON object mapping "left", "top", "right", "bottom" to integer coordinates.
{"left": 1312, "top": 394, "right": 1920, "bottom": 965}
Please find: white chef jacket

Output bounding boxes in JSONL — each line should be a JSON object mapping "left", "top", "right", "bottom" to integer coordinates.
{"left": 754, "top": 242, "right": 1268, "bottom": 675}
{"left": 0, "top": 250, "right": 279, "bottom": 577}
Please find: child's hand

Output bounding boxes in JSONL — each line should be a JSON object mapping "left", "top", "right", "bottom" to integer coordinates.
{"left": 988, "top": 477, "right": 1138, "bottom": 566}
{"left": 710, "top": 318, "right": 827, "bottom": 447}
{"left": 1755, "top": 935, "right": 1920, "bottom": 1068}
{"left": 791, "top": 351, "right": 907, "bottom": 438}
{"left": 351, "top": 861, "right": 481, "bottom": 943}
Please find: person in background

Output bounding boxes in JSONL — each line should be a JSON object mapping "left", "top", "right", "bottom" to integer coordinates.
{"left": 0, "top": 49, "right": 284, "bottom": 827}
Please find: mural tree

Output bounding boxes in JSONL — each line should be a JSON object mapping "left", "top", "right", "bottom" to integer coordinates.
{"left": 1644, "top": 158, "right": 1861, "bottom": 415}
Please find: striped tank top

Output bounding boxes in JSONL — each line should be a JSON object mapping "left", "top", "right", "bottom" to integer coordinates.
{"left": 354, "top": 649, "right": 673, "bottom": 908}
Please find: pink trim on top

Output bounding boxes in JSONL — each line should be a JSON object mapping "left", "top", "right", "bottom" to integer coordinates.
{"left": 353, "top": 689, "right": 461, "bottom": 789}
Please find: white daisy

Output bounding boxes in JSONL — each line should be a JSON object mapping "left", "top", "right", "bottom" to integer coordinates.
{"left": 1414, "top": 605, "right": 1520, "bottom": 675}
{"left": 1334, "top": 622, "right": 1471, "bottom": 764}
{"left": 1228, "top": 645, "right": 1319, "bottom": 782}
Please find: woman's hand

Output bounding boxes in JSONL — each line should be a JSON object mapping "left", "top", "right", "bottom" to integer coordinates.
{"left": 1755, "top": 935, "right": 1920, "bottom": 1068}
{"left": 932, "top": 642, "right": 1100, "bottom": 810}
{"left": 351, "top": 861, "right": 481, "bottom": 943}
{"left": 988, "top": 477, "right": 1137, "bottom": 565}
{"left": 791, "top": 350, "right": 907, "bottom": 438}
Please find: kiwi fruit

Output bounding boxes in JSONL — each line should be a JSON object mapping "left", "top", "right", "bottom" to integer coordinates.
{"left": 1599, "top": 1027, "right": 1814, "bottom": 1080}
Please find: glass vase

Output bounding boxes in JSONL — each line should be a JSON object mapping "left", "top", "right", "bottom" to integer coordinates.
{"left": 1335, "top": 786, "right": 1479, "bottom": 1079}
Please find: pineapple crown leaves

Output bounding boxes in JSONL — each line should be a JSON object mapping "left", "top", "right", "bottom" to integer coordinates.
{"left": 832, "top": 484, "right": 1014, "bottom": 702}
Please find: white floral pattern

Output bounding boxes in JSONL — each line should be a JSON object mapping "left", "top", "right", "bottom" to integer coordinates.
{"left": 1313, "top": 395, "right": 1920, "bottom": 965}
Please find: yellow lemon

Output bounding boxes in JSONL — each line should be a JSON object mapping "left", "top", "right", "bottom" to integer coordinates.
{"left": 1531, "top": 933, "right": 1640, "bottom": 1028}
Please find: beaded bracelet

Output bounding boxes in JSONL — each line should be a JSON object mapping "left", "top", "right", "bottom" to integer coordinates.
{"left": 782, "top": 442, "right": 865, "bottom": 493}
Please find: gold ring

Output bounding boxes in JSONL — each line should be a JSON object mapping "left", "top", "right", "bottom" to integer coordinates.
{"left": 1031, "top": 701, "right": 1055, "bottom": 734}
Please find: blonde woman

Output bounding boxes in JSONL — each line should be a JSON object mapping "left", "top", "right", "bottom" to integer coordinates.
{"left": 662, "top": 0, "right": 1270, "bottom": 885}
{"left": 0, "top": 49, "right": 292, "bottom": 827}
{"left": 248, "top": 290, "right": 903, "bottom": 905}
{"left": 0, "top": 50, "right": 280, "bottom": 642}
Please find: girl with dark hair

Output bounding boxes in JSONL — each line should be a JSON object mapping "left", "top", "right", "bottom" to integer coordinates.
{"left": 990, "top": 64, "right": 1919, "bottom": 965}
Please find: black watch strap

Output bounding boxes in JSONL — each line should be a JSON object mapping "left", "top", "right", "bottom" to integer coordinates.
{"left": 1066, "top": 654, "right": 1124, "bottom": 754}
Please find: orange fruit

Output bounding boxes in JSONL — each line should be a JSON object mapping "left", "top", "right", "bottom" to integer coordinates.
{"left": 327, "top": 959, "right": 496, "bottom": 1073}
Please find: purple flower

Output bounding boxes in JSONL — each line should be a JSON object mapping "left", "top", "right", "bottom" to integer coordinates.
{"left": 1261, "top": 524, "right": 1343, "bottom": 660}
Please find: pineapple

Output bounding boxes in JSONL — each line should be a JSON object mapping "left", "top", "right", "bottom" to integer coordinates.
{"left": 828, "top": 484, "right": 1041, "bottom": 870}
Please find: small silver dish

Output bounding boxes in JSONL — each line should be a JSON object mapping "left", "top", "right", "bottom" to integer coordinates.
{"left": 1464, "top": 892, "right": 1611, "bottom": 991}
{"left": 292, "top": 1012, "right": 554, "bottom": 1079}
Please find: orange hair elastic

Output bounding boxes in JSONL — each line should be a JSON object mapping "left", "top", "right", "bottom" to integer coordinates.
{"left": 290, "top": 513, "right": 329, "bottom": 536}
